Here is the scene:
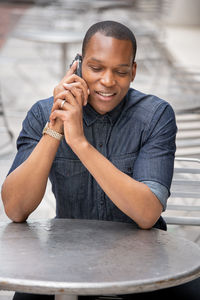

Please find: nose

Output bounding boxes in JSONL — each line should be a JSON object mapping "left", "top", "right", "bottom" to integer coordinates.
{"left": 100, "top": 70, "right": 116, "bottom": 87}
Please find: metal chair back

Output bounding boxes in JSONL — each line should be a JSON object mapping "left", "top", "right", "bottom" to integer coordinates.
{"left": 163, "top": 157, "right": 200, "bottom": 226}
{"left": 0, "top": 85, "right": 14, "bottom": 154}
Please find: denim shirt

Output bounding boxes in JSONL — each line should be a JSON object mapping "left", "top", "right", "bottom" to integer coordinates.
{"left": 9, "top": 88, "right": 177, "bottom": 230}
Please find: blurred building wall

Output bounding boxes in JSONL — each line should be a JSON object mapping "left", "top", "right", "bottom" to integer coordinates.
{"left": 166, "top": 0, "right": 200, "bottom": 26}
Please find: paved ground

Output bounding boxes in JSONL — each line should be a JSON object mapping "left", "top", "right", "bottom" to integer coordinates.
{"left": 0, "top": 1, "right": 200, "bottom": 299}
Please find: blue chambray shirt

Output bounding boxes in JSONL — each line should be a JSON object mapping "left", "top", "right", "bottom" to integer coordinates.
{"left": 8, "top": 88, "right": 177, "bottom": 230}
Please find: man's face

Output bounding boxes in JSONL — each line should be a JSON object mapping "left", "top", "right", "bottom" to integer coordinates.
{"left": 82, "top": 32, "right": 137, "bottom": 115}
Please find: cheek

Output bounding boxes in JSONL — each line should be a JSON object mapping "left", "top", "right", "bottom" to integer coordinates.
{"left": 119, "top": 79, "right": 131, "bottom": 92}
{"left": 82, "top": 65, "right": 96, "bottom": 83}
{"left": 82, "top": 72, "right": 96, "bottom": 89}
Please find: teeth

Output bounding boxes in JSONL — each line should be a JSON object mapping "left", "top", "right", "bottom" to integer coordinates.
{"left": 97, "top": 92, "right": 115, "bottom": 96}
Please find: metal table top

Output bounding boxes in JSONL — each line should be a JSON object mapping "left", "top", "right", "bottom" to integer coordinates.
{"left": 11, "top": 30, "right": 84, "bottom": 44}
{"left": 11, "top": 29, "right": 83, "bottom": 77}
{"left": 0, "top": 219, "right": 200, "bottom": 296}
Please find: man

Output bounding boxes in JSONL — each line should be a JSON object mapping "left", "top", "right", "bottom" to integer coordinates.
{"left": 2, "top": 21, "right": 198, "bottom": 300}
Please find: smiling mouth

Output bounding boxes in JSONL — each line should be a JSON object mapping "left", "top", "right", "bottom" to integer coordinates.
{"left": 95, "top": 91, "right": 116, "bottom": 97}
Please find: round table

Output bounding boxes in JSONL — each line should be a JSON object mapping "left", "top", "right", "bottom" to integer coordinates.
{"left": 11, "top": 30, "right": 83, "bottom": 77}
{"left": 0, "top": 219, "right": 199, "bottom": 300}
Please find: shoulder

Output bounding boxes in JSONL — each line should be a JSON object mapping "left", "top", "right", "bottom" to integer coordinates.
{"left": 21, "top": 96, "right": 54, "bottom": 132}
{"left": 30, "top": 96, "right": 54, "bottom": 119}
{"left": 124, "top": 88, "right": 175, "bottom": 123}
{"left": 126, "top": 88, "right": 173, "bottom": 112}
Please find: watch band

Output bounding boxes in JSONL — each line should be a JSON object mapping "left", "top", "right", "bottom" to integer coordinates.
{"left": 42, "top": 122, "right": 64, "bottom": 141}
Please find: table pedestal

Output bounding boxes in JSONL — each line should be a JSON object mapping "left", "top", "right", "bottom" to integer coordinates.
{"left": 55, "top": 295, "right": 78, "bottom": 300}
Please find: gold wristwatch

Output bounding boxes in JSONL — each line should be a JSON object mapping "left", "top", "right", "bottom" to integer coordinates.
{"left": 42, "top": 122, "right": 64, "bottom": 141}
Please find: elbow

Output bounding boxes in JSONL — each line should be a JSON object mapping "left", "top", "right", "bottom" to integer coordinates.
{"left": 1, "top": 183, "right": 28, "bottom": 223}
{"left": 137, "top": 222, "right": 154, "bottom": 230}
{"left": 125, "top": 206, "right": 160, "bottom": 229}
{"left": 13, "top": 218, "right": 27, "bottom": 223}
{"left": 135, "top": 190, "right": 163, "bottom": 230}
{"left": 2, "top": 196, "right": 27, "bottom": 224}
{"left": 134, "top": 213, "right": 161, "bottom": 230}
{"left": 5, "top": 208, "right": 28, "bottom": 223}
{"left": 4, "top": 205, "right": 28, "bottom": 223}
{"left": 137, "top": 214, "right": 162, "bottom": 230}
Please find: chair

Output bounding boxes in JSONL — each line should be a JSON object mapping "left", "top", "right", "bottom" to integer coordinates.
{"left": 163, "top": 157, "right": 200, "bottom": 226}
{"left": 175, "top": 109, "right": 200, "bottom": 158}
{"left": 0, "top": 85, "right": 14, "bottom": 152}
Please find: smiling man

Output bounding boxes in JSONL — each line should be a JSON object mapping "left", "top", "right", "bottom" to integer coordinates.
{"left": 3, "top": 21, "right": 197, "bottom": 300}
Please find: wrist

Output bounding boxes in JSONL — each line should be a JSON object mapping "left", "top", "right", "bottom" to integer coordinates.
{"left": 70, "top": 137, "right": 89, "bottom": 154}
{"left": 43, "top": 122, "right": 64, "bottom": 141}
{"left": 49, "top": 121, "right": 64, "bottom": 134}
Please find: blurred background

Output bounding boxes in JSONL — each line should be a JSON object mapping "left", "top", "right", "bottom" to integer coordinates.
{"left": 0, "top": 2, "right": 200, "bottom": 296}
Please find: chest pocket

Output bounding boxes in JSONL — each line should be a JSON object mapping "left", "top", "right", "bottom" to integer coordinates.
{"left": 50, "top": 159, "right": 88, "bottom": 218}
{"left": 105, "top": 153, "right": 138, "bottom": 222}
{"left": 54, "top": 159, "right": 87, "bottom": 178}
{"left": 110, "top": 153, "right": 138, "bottom": 177}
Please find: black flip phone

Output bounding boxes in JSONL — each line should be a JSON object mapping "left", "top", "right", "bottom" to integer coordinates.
{"left": 70, "top": 54, "right": 82, "bottom": 77}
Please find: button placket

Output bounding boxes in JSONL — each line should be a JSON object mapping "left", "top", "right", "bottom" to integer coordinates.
{"left": 96, "top": 117, "right": 110, "bottom": 219}
{"left": 97, "top": 118, "right": 108, "bottom": 155}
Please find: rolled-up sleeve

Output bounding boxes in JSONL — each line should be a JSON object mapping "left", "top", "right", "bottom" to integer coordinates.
{"left": 133, "top": 103, "right": 177, "bottom": 194}
{"left": 142, "top": 180, "right": 169, "bottom": 211}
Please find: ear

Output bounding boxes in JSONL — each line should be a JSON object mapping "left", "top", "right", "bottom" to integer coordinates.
{"left": 131, "top": 62, "right": 137, "bottom": 81}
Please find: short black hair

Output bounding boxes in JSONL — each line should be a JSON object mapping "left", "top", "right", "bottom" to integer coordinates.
{"left": 82, "top": 20, "right": 137, "bottom": 62}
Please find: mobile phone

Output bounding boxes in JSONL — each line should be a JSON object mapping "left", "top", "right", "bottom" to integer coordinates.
{"left": 70, "top": 54, "right": 82, "bottom": 77}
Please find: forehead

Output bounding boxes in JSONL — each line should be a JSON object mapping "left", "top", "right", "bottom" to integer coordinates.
{"left": 84, "top": 32, "right": 133, "bottom": 64}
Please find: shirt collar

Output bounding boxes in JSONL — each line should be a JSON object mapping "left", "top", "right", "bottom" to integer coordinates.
{"left": 83, "top": 96, "right": 126, "bottom": 126}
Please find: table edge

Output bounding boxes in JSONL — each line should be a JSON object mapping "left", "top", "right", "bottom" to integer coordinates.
{"left": 0, "top": 269, "right": 199, "bottom": 295}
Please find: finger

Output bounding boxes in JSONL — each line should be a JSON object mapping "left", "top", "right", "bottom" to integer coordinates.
{"left": 54, "top": 90, "right": 77, "bottom": 105}
{"left": 51, "top": 99, "right": 63, "bottom": 113}
{"left": 63, "top": 81, "right": 89, "bottom": 106}
{"left": 53, "top": 61, "right": 78, "bottom": 100}
{"left": 65, "top": 60, "right": 78, "bottom": 77}
{"left": 63, "top": 83, "right": 86, "bottom": 106}
{"left": 50, "top": 100, "right": 68, "bottom": 125}
{"left": 53, "top": 61, "right": 78, "bottom": 95}
{"left": 69, "top": 87, "right": 84, "bottom": 107}
{"left": 58, "top": 99, "right": 72, "bottom": 111}
{"left": 50, "top": 110, "right": 67, "bottom": 123}
{"left": 49, "top": 102, "right": 72, "bottom": 124}
{"left": 63, "top": 74, "right": 88, "bottom": 94}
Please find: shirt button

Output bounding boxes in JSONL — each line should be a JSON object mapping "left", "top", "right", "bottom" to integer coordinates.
{"left": 99, "top": 142, "right": 103, "bottom": 148}
{"left": 100, "top": 200, "right": 104, "bottom": 205}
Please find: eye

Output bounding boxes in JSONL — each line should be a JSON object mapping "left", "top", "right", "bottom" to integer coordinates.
{"left": 116, "top": 70, "right": 129, "bottom": 76}
{"left": 89, "top": 66, "right": 102, "bottom": 72}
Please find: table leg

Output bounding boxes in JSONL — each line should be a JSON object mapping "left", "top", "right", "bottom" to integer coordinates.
{"left": 55, "top": 295, "right": 78, "bottom": 300}
{"left": 61, "top": 43, "right": 67, "bottom": 77}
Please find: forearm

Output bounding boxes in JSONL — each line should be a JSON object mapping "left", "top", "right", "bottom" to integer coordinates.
{"left": 1, "top": 134, "right": 60, "bottom": 222}
{"left": 72, "top": 139, "right": 162, "bottom": 229}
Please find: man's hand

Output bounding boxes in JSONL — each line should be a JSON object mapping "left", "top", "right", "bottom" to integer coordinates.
{"left": 53, "top": 61, "right": 89, "bottom": 106}
{"left": 50, "top": 61, "right": 89, "bottom": 147}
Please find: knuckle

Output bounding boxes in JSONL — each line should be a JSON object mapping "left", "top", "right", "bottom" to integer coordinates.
{"left": 54, "top": 86, "right": 64, "bottom": 98}
{"left": 71, "top": 74, "right": 78, "bottom": 79}
{"left": 54, "top": 95, "right": 60, "bottom": 102}
{"left": 65, "top": 90, "right": 71, "bottom": 97}
{"left": 76, "top": 89, "right": 82, "bottom": 96}
{"left": 75, "top": 81, "right": 82, "bottom": 87}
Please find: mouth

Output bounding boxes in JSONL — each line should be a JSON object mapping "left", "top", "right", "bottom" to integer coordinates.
{"left": 95, "top": 90, "right": 117, "bottom": 101}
